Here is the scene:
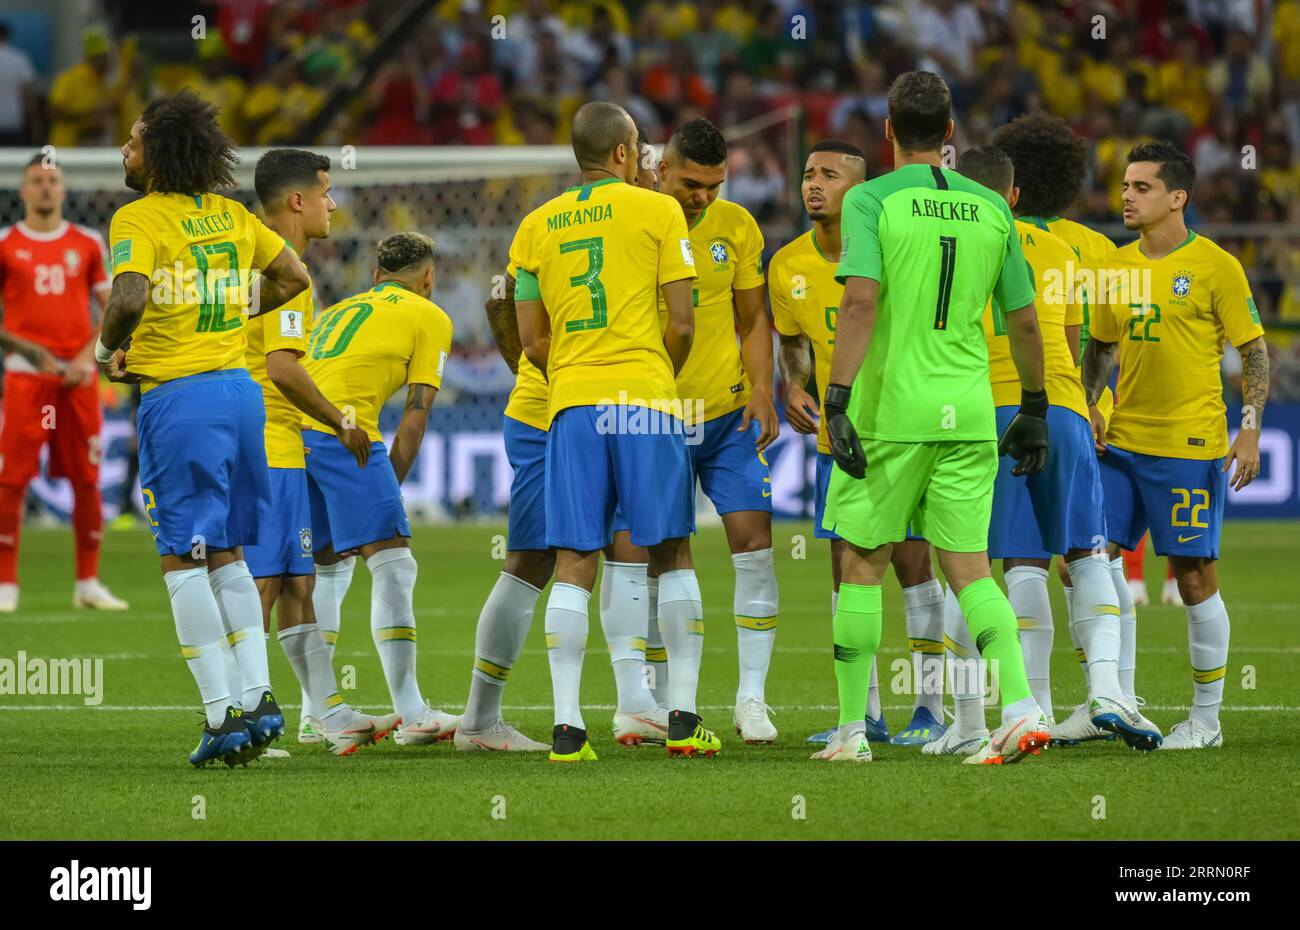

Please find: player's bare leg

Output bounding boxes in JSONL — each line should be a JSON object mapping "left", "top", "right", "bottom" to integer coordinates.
{"left": 457, "top": 547, "right": 553, "bottom": 752}
{"left": 546, "top": 547, "right": 603, "bottom": 761}
{"left": 889, "top": 539, "right": 946, "bottom": 744}
{"left": 721, "top": 509, "right": 779, "bottom": 743}
{"left": 602, "top": 532, "right": 666, "bottom": 746}
{"left": 650, "top": 535, "right": 720, "bottom": 757}
{"left": 1159, "top": 556, "right": 1227, "bottom": 749}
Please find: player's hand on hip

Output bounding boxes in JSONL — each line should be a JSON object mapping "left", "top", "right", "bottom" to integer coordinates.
{"left": 338, "top": 425, "right": 371, "bottom": 469}
{"left": 19, "top": 342, "right": 64, "bottom": 377}
{"left": 740, "top": 394, "right": 780, "bottom": 452}
{"left": 1087, "top": 404, "right": 1108, "bottom": 455}
{"left": 103, "top": 349, "right": 142, "bottom": 384}
{"left": 784, "top": 386, "right": 819, "bottom": 435}
{"left": 999, "top": 390, "right": 1049, "bottom": 477}
{"left": 1224, "top": 428, "right": 1261, "bottom": 491}
{"left": 823, "top": 383, "right": 866, "bottom": 479}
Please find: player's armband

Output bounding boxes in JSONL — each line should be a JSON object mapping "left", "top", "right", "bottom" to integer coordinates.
{"left": 515, "top": 268, "right": 541, "bottom": 302}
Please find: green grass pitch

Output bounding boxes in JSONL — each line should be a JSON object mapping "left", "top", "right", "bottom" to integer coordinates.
{"left": 1, "top": 521, "right": 1297, "bottom": 840}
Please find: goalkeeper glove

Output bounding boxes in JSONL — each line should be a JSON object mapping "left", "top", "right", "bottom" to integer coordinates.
{"left": 824, "top": 383, "right": 866, "bottom": 479}
{"left": 998, "top": 388, "right": 1049, "bottom": 476}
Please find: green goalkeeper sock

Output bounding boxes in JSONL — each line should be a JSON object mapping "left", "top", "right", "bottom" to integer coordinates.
{"left": 958, "top": 576, "right": 1033, "bottom": 708}
{"left": 833, "top": 583, "right": 882, "bottom": 728}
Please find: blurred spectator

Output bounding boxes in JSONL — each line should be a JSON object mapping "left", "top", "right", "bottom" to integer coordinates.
{"left": 910, "top": 0, "right": 985, "bottom": 110}
{"left": 642, "top": 41, "right": 714, "bottom": 118}
{"left": 726, "top": 142, "right": 785, "bottom": 222}
{"left": 363, "top": 46, "right": 431, "bottom": 145}
{"left": 430, "top": 39, "right": 504, "bottom": 145}
{"left": 0, "top": 21, "right": 37, "bottom": 145}
{"left": 684, "top": 6, "right": 740, "bottom": 92}
{"left": 593, "top": 64, "right": 660, "bottom": 140}
{"left": 190, "top": 34, "right": 248, "bottom": 142}
{"left": 48, "top": 28, "right": 116, "bottom": 147}
{"left": 1206, "top": 28, "right": 1272, "bottom": 114}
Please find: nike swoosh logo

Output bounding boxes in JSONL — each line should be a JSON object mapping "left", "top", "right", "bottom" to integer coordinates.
{"left": 761, "top": 490, "right": 772, "bottom": 498}
{"left": 1177, "top": 534, "right": 1203, "bottom": 543}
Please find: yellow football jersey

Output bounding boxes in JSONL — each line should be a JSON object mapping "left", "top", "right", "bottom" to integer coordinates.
{"left": 768, "top": 228, "right": 840, "bottom": 454}
{"left": 509, "top": 177, "right": 696, "bottom": 422}
{"left": 501, "top": 259, "right": 550, "bottom": 431}
{"left": 1036, "top": 216, "right": 1119, "bottom": 347}
{"left": 302, "top": 281, "right": 453, "bottom": 440}
{"left": 659, "top": 198, "right": 765, "bottom": 423}
{"left": 1091, "top": 231, "right": 1264, "bottom": 459}
{"left": 983, "top": 219, "right": 1087, "bottom": 419}
{"left": 109, "top": 192, "right": 287, "bottom": 390}
{"left": 246, "top": 268, "right": 316, "bottom": 469}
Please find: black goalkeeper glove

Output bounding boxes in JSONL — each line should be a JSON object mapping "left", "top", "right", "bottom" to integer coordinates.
{"left": 824, "top": 383, "right": 866, "bottom": 479}
{"left": 998, "top": 388, "right": 1049, "bottom": 476}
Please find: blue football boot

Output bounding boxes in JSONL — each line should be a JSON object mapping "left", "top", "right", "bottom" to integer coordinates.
{"left": 189, "top": 706, "right": 252, "bottom": 768}
{"left": 806, "top": 713, "right": 890, "bottom": 745}
{"left": 889, "top": 706, "right": 947, "bottom": 746}
{"left": 240, "top": 690, "right": 286, "bottom": 763}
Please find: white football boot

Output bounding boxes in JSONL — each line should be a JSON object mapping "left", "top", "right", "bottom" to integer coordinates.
{"left": 298, "top": 715, "right": 325, "bottom": 744}
{"left": 1162, "top": 577, "right": 1184, "bottom": 606}
{"left": 1128, "top": 577, "right": 1149, "bottom": 607}
{"left": 1089, "top": 693, "right": 1163, "bottom": 751}
{"left": 964, "top": 712, "right": 1051, "bottom": 765}
{"left": 733, "top": 697, "right": 778, "bottom": 744}
{"left": 73, "top": 578, "right": 129, "bottom": 610}
{"left": 454, "top": 719, "right": 550, "bottom": 752}
{"left": 0, "top": 583, "right": 17, "bottom": 613}
{"left": 261, "top": 747, "right": 290, "bottom": 760}
{"left": 1157, "top": 717, "right": 1223, "bottom": 750}
{"left": 1049, "top": 702, "right": 1116, "bottom": 745}
{"left": 921, "top": 726, "right": 989, "bottom": 756}
{"left": 612, "top": 705, "right": 669, "bottom": 746}
{"left": 324, "top": 711, "right": 401, "bottom": 756}
{"left": 393, "top": 704, "right": 460, "bottom": 745}
{"left": 811, "top": 728, "right": 872, "bottom": 762}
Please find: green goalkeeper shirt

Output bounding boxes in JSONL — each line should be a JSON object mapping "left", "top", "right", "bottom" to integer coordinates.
{"left": 835, "top": 163, "right": 1035, "bottom": 443}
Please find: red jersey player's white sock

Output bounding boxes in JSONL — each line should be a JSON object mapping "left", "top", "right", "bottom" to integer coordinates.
{"left": 165, "top": 567, "right": 232, "bottom": 727}
{"left": 1067, "top": 555, "right": 1123, "bottom": 699}
{"left": 278, "top": 622, "right": 350, "bottom": 728}
{"left": 658, "top": 569, "right": 703, "bottom": 716}
{"left": 209, "top": 561, "right": 272, "bottom": 709}
{"left": 1062, "top": 584, "right": 1092, "bottom": 691}
{"left": 944, "top": 585, "right": 986, "bottom": 735}
{"left": 1186, "top": 592, "right": 1230, "bottom": 729}
{"left": 462, "top": 571, "right": 541, "bottom": 732}
{"left": 902, "top": 579, "right": 945, "bottom": 719}
{"left": 732, "top": 548, "right": 778, "bottom": 704}
{"left": 1110, "top": 557, "right": 1138, "bottom": 704}
{"left": 600, "top": 561, "right": 655, "bottom": 714}
{"left": 367, "top": 548, "right": 424, "bottom": 725}
{"left": 644, "top": 575, "right": 668, "bottom": 706}
{"left": 303, "top": 557, "right": 354, "bottom": 719}
{"left": 545, "top": 582, "right": 590, "bottom": 729}
{"left": 1005, "top": 566, "right": 1053, "bottom": 719}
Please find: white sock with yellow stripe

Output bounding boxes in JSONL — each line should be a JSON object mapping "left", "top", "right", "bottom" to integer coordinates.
{"left": 166, "top": 567, "right": 232, "bottom": 727}
{"left": 599, "top": 560, "right": 655, "bottom": 714}
{"left": 1005, "top": 566, "right": 1053, "bottom": 719}
{"left": 1186, "top": 591, "right": 1229, "bottom": 728}
{"left": 463, "top": 572, "right": 541, "bottom": 731}
{"left": 367, "top": 548, "right": 423, "bottom": 724}
{"left": 546, "top": 582, "right": 589, "bottom": 728}
{"left": 658, "top": 569, "right": 703, "bottom": 715}
{"left": 220, "top": 640, "right": 243, "bottom": 712}
{"left": 209, "top": 560, "right": 271, "bottom": 710}
{"left": 279, "top": 622, "right": 349, "bottom": 727}
{"left": 733, "top": 548, "right": 778, "bottom": 703}
{"left": 1067, "top": 555, "right": 1123, "bottom": 699}
{"left": 902, "top": 579, "right": 945, "bottom": 718}
{"left": 1062, "top": 584, "right": 1092, "bottom": 690}
{"left": 645, "top": 575, "right": 668, "bottom": 705}
{"left": 1110, "top": 557, "right": 1138, "bottom": 704}
{"left": 305, "top": 557, "right": 353, "bottom": 719}
{"left": 943, "top": 584, "right": 985, "bottom": 735}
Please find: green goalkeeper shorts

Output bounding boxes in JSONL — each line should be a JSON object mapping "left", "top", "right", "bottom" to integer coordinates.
{"left": 822, "top": 439, "right": 997, "bottom": 552}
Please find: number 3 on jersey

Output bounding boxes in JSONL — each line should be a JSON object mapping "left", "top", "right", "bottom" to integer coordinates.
{"left": 561, "top": 236, "right": 607, "bottom": 332}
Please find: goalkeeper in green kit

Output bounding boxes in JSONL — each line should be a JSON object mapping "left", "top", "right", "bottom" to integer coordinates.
{"left": 814, "top": 71, "right": 1051, "bottom": 765}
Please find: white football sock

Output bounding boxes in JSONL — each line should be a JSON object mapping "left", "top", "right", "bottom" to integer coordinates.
{"left": 208, "top": 560, "right": 271, "bottom": 710}
{"left": 1062, "top": 583, "right": 1092, "bottom": 691}
{"left": 165, "top": 567, "right": 232, "bottom": 727}
{"left": 464, "top": 572, "right": 541, "bottom": 732}
{"left": 219, "top": 639, "right": 243, "bottom": 712}
{"left": 278, "top": 622, "right": 350, "bottom": 727}
{"left": 545, "top": 582, "right": 589, "bottom": 729}
{"left": 944, "top": 584, "right": 985, "bottom": 735}
{"left": 644, "top": 574, "right": 667, "bottom": 705}
{"left": 305, "top": 556, "right": 354, "bottom": 718}
{"left": 1110, "top": 557, "right": 1138, "bottom": 703}
{"left": 902, "top": 578, "right": 945, "bottom": 718}
{"left": 732, "top": 547, "right": 778, "bottom": 703}
{"left": 1067, "top": 555, "right": 1123, "bottom": 700}
{"left": 1186, "top": 591, "right": 1230, "bottom": 728}
{"left": 658, "top": 569, "right": 703, "bottom": 715}
{"left": 1005, "top": 565, "right": 1053, "bottom": 720}
{"left": 367, "top": 548, "right": 424, "bottom": 724}
{"left": 599, "top": 560, "right": 655, "bottom": 714}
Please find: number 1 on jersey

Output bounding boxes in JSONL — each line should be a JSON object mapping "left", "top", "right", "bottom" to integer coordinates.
{"left": 935, "top": 235, "right": 956, "bottom": 330}
{"left": 560, "top": 236, "right": 608, "bottom": 332}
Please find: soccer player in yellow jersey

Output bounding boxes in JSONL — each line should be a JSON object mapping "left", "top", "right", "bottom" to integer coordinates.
{"left": 97, "top": 91, "right": 311, "bottom": 767}
{"left": 301, "top": 232, "right": 459, "bottom": 747}
{"left": 243, "top": 148, "right": 398, "bottom": 756}
{"left": 771, "top": 140, "right": 948, "bottom": 749}
{"left": 943, "top": 146, "right": 1158, "bottom": 757}
{"left": 1083, "top": 142, "right": 1268, "bottom": 750}
{"left": 511, "top": 102, "right": 714, "bottom": 761}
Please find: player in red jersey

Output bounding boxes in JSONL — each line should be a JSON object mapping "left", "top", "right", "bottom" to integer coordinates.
{"left": 0, "top": 154, "right": 128, "bottom": 612}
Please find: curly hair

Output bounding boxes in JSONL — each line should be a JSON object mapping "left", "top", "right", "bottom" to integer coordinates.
{"left": 139, "top": 90, "right": 238, "bottom": 195}
{"left": 992, "top": 112, "right": 1087, "bottom": 217}
{"left": 665, "top": 117, "right": 728, "bottom": 167}
{"left": 377, "top": 231, "right": 435, "bottom": 274}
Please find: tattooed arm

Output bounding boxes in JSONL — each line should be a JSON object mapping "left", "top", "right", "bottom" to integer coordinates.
{"left": 1225, "top": 335, "right": 1269, "bottom": 491}
{"left": 389, "top": 382, "right": 436, "bottom": 484}
{"left": 97, "top": 271, "right": 151, "bottom": 383}
{"left": 778, "top": 332, "right": 819, "bottom": 435}
{"left": 485, "top": 272, "right": 521, "bottom": 375}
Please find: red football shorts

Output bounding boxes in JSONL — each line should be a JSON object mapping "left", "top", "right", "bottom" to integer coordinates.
{"left": 0, "top": 371, "right": 103, "bottom": 487}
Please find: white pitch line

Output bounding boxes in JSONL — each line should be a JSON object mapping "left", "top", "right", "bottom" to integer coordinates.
{"left": 1, "top": 703, "right": 1298, "bottom": 713}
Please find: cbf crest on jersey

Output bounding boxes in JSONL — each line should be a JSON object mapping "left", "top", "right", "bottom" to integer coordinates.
{"left": 299, "top": 527, "right": 313, "bottom": 554}
{"left": 1172, "top": 271, "right": 1193, "bottom": 299}
{"left": 709, "top": 240, "right": 730, "bottom": 265}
